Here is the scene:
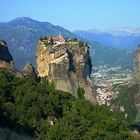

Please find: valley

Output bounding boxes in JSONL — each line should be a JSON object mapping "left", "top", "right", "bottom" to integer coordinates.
{"left": 91, "top": 65, "right": 136, "bottom": 121}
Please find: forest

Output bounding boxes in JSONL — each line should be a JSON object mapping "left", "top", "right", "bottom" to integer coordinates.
{"left": 0, "top": 68, "right": 139, "bottom": 140}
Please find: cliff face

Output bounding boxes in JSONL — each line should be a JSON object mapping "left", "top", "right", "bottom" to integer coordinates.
{"left": 135, "top": 45, "right": 140, "bottom": 83}
{"left": 134, "top": 45, "right": 140, "bottom": 122}
{"left": 22, "top": 62, "right": 37, "bottom": 80}
{"left": 0, "top": 40, "right": 37, "bottom": 80}
{"left": 0, "top": 40, "right": 14, "bottom": 69}
{"left": 36, "top": 40, "right": 96, "bottom": 104}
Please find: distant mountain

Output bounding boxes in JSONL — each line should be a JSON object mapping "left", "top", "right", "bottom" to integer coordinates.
{"left": 74, "top": 28, "right": 140, "bottom": 50}
{"left": 106, "top": 27, "right": 140, "bottom": 36}
{"left": 0, "top": 17, "right": 77, "bottom": 70}
{"left": 89, "top": 42, "right": 134, "bottom": 70}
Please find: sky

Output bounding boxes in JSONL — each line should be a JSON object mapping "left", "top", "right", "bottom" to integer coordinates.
{"left": 0, "top": 0, "right": 140, "bottom": 31}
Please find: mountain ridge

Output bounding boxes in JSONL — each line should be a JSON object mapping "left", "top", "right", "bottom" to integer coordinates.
{"left": 0, "top": 17, "right": 77, "bottom": 70}
{"left": 74, "top": 28, "right": 140, "bottom": 50}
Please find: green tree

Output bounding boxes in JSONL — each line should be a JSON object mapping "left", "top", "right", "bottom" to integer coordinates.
{"left": 77, "top": 87, "right": 85, "bottom": 99}
{"left": 50, "top": 37, "right": 54, "bottom": 45}
{"left": 0, "top": 69, "right": 139, "bottom": 140}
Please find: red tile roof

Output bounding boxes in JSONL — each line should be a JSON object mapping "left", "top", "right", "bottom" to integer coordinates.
{"left": 48, "top": 35, "right": 64, "bottom": 41}
{"left": 52, "top": 36, "right": 64, "bottom": 41}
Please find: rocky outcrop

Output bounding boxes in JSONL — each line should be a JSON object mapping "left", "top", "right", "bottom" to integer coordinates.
{"left": 22, "top": 62, "right": 37, "bottom": 80}
{"left": 0, "top": 40, "right": 37, "bottom": 80}
{"left": 0, "top": 40, "right": 14, "bottom": 70}
{"left": 134, "top": 45, "right": 140, "bottom": 122}
{"left": 36, "top": 39, "right": 96, "bottom": 104}
{"left": 135, "top": 45, "right": 140, "bottom": 83}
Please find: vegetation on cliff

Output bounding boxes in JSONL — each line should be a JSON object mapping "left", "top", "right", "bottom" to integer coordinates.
{"left": 0, "top": 69, "right": 139, "bottom": 139}
{"left": 110, "top": 84, "right": 139, "bottom": 123}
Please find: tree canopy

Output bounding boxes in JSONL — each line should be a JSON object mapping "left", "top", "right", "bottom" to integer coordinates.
{"left": 0, "top": 69, "right": 139, "bottom": 139}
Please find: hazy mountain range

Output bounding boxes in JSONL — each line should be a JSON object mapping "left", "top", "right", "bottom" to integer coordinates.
{"left": 0, "top": 17, "right": 136, "bottom": 70}
{"left": 74, "top": 28, "right": 140, "bottom": 50}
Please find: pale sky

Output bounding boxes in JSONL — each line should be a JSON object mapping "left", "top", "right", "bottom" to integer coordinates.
{"left": 0, "top": 0, "right": 140, "bottom": 31}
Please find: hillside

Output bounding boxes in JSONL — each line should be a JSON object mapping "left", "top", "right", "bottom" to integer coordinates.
{"left": 0, "top": 17, "right": 77, "bottom": 70}
{"left": 0, "top": 69, "right": 139, "bottom": 139}
{"left": 89, "top": 42, "right": 134, "bottom": 70}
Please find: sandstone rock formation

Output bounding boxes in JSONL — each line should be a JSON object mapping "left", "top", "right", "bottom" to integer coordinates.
{"left": 36, "top": 39, "right": 96, "bottom": 104}
{"left": 135, "top": 45, "right": 140, "bottom": 83}
{"left": 0, "top": 40, "right": 14, "bottom": 69}
{"left": 22, "top": 62, "right": 37, "bottom": 80}
{"left": 0, "top": 40, "right": 37, "bottom": 80}
{"left": 135, "top": 45, "right": 140, "bottom": 122}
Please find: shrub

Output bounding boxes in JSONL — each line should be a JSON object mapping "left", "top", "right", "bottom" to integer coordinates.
{"left": 77, "top": 87, "right": 85, "bottom": 99}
